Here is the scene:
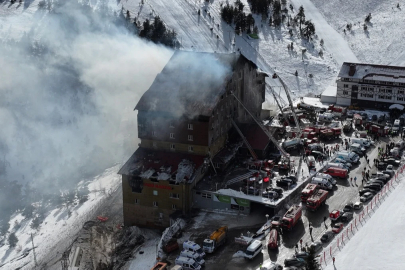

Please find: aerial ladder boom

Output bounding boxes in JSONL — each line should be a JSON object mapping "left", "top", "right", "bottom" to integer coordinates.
{"left": 230, "top": 119, "right": 258, "bottom": 160}
{"left": 266, "top": 84, "right": 291, "bottom": 127}
{"left": 275, "top": 74, "right": 303, "bottom": 138}
{"left": 231, "top": 92, "right": 290, "bottom": 159}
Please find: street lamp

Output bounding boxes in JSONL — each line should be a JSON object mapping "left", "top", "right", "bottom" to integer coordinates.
{"left": 265, "top": 214, "right": 269, "bottom": 223}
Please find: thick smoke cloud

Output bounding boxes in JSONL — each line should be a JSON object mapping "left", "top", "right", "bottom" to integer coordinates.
{"left": 0, "top": 0, "right": 173, "bottom": 193}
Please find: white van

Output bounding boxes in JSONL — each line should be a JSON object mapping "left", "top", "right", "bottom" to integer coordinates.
{"left": 319, "top": 113, "right": 334, "bottom": 122}
{"left": 183, "top": 241, "right": 205, "bottom": 257}
{"left": 180, "top": 250, "right": 205, "bottom": 266}
{"left": 395, "top": 140, "right": 405, "bottom": 150}
{"left": 350, "top": 143, "right": 366, "bottom": 155}
{"left": 307, "top": 156, "right": 316, "bottom": 167}
{"left": 175, "top": 257, "right": 201, "bottom": 270}
{"left": 351, "top": 138, "right": 372, "bottom": 148}
{"left": 315, "top": 173, "right": 337, "bottom": 185}
{"left": 244, "top": 240, "right": 263, "bottom": 260}
{"left": 393, "top": 119, "right": 401, "bottom": 131}
{"left": 311, "top": 177, "right": 333, "bottom": 190}
{"left": 335, "top": 151, "right": 360, "bottom": 163}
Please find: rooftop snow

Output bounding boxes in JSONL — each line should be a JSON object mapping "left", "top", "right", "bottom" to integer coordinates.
{"left": 338, "top": 62, "right": 405, "bottom": 82}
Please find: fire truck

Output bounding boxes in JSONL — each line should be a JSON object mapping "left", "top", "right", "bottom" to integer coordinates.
{"left": 306, "top": 189, "right": 328, "bottom": 211}
{"left": 281, "top": 205, "right": 302, "bottom": 231}
{"left": 301, "top": 183, "right": 319, "bottom": 203}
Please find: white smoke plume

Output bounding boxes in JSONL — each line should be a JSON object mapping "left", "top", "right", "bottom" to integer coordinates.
{"left": 0, "top": 0, "right": 173, "bottom": 194}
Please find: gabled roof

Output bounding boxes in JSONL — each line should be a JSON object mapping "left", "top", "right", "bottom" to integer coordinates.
{"left": 135, "top": 51, "right": 260, "bottom": 117}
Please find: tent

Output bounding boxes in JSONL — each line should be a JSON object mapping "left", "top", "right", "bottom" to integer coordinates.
{"left": 389, "top": 104, "right": 404, "bottom": 110}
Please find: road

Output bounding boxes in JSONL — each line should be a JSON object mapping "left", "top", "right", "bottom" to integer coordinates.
{"left": 290, "top": 0, "right": 359, "bottom": 67}
{"left": 168, "top": 130, "right": 395, "bottom": 270}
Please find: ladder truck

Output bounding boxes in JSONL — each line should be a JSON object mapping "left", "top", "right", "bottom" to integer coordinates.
{"left": 231, "top": 92, "right": 290, "bottom": 170}
{"left": 266, "top": 83, "right": 291, "bottom": 127}
{"left": 273, "top": 73, "right": 303, "bottom": 139}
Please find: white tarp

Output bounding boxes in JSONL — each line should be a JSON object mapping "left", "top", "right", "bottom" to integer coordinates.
{"left": 389, "top": 104, "right": 404, "bottom": 110}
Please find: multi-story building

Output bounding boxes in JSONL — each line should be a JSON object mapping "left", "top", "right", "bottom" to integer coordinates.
{"left": 118, "top": 51, "right": 267, "bottom": 228}
{"left": 336, "top": 62, "right": 405, "bottom": 108}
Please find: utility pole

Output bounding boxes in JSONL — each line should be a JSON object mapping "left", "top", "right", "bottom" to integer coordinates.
{"left": 31, "top": 233, "right": 38, "bottom": 268}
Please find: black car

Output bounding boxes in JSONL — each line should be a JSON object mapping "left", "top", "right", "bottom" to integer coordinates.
{"left": 262, "top": 190, "right": 279, "bottom": 199}
{"left": 343, "top": 203, "right": 354, "bottom": 212}
{"left": 359, "top": 189, "right": 377, "bottom": 196}
{"left": 311, "top": 151, "right": 327, "bottom": 159}
{"left": 294, "top": 251, "right": 309, "bottom": 260}
{"left": 284, "top": 175, "right": 298, "bottom": 183}
{"left": 364, "top": 184, "right": 382, "bottom": 191}
{"left": 385, "top": 158, "right": 400, "bottom": 166}
{"left": 320, "top": 231, "right": 334, "bottom": 243}
{"left": 284, "top": 258, "right": 306, "bottom": 268}
{"left": 276, "top": 178, "right": 295, "bottom": 187}
{"left": 377, "top": 162, "right": 387, "bottom": 170}
{"left": 367, "top": 180, "right": 385, "bottom": 187}
{"left": 268, "top": 187, "right": 284, "bottom": 195}
{"left": 382, "top": 170, "right": 394, "bottom": 178}
{"left": 341, "top": 212, "right": 353, "bottom": 222}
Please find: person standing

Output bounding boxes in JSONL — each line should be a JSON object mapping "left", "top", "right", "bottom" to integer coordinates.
{"left": 333, "top": 257, "right": 336, "bottom": 265}
{"left": 354, "top": 176, "right": 357, "bottom": 184}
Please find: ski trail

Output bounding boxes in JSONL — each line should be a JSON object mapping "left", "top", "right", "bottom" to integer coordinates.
{"left": 291, "top": 0, "right": 359, "bottom": 66}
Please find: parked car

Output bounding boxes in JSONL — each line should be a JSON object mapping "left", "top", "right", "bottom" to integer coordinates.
{"left": 386, "top": 164, "right": 394, "bottom": 171}
{"left": 359, "top": 188, "right": 377, "bottom": 196}
{"left": 284, "top": 258, "right": 306, "bottom": 268}
{"left": 341, "top": 212, "right": 353, "bottom": 222}
{"left": 353, "top": 201, "right": 363, "bottom": 210}
{"left": 245, "top": 187, "right": 260, "bottom": 195}
{"left": 363, "top": 184, "right": 382, "bottom": 191}
{"left": 372, "top": 115, "right": 378, "bottom": 121}
{"left": 386, "top": 158, "right": 400, "bottom": 166}
{"left": 262, "top": 190, "right": 279, "bottom": 199}
{"left": 382, "top": 170, "right": 394, "bottom": 178}
{"left": 360, "top": 192, "right": 374, "bottom": 202}
{"left": 332, "top": 223, "right": 344, "bottom": 233}
{"left": 311, "top": 151, "right": 327, "bottom": 159}
{"left": 367, "top": 180, "right": 385, "bottom": 187}
{"left": 284, "top": 175, "right": 298, "bottom": 183}
{"left": 294, "top": 251, "right": 309, "bottom": 260}
{"left": 320, "top": 231, "right": 334, "bottom": 242}
{"left": 276, "top": 178, "right": 295, "bottom": 187}
{"left": 377, "top": 162, "right": 387, "bottom": 170}
{"left": 343, "top": 203, "right": 354, "bottom": 212}
{"left": 333, "top": 158, "right": 352, "bottom": 168}
{"left": 309, "top": 241, "right": 323, "bottom": 254}
{"left": 269, "top": 187, "right": 284, "bottom": 195}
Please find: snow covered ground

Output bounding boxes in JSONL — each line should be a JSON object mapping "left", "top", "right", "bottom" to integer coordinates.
{"left": 0, "top": 165, "right": 122, "bottom": 270}
{"left": 309, "top": 0, "right": 405, "bottom": 66}
{"left": 323, "top": 167, "right": 405, "bottom": 270}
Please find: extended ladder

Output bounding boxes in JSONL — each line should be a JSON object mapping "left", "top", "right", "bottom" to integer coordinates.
{"left": 231, "top": 119, "right": 258, "bottom": 160}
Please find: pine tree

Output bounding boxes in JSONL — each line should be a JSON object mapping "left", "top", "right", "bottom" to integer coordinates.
{"left": 320, "top": 38, "right": 324, "bottom": 46}
{"left": 8, "top": 232, "right": 18, "bottom": 248}
{"left": 253, "top": 25, "right": 258, "bottom": 35}
{"left": 306, "top": 248, "right": 321, "bottom": 270}
{"left": 302, "top": 20, "right": 315, "bottom": 39}
{"left": 296, "top": 6, "right": 305, "bottom": 32}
